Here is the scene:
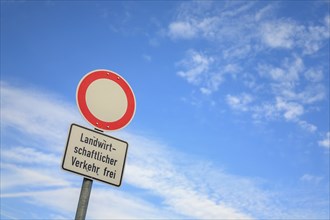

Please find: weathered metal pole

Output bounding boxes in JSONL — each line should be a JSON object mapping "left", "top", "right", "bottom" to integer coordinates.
{"left": 75, "top": 177, "right": 93, "bottom": 220}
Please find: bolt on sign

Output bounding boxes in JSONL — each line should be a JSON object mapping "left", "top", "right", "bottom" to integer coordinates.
{"left": 62, "top": 124, "right": 128, "bottom": 186}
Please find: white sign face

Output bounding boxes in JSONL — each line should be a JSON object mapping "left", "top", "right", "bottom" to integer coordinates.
{"left": 62, "top": 124, "right": 128, "bottom": 186}
{"left": 85, "top": 79, "right": 128, "bottom": 122}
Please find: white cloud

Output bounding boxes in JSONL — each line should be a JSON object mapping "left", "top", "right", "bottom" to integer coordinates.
{"left": 169, "top": 2, "right": 329, "bottom": 100}
{"left": 1, "top": 163, "right": 70, "bottom": 190}
{"left": 251, "top": 103, "right": 280, "bottom": 120}
{"left": 3, "top": 80, "right": 326, "bottom": 219}
{"left": 273, "top": 83, "right": 326, "bottom": 105}
{"left": 200, "top": 87, "right": 212, "bottom": 95}
{"left": 298, "top": 84, "right": 326, "bottom": 104}
{"left": 169, "top": 2, "right": 328, "bottom": 127}
{"left": 318, "top": 132, "right": 330, "bottom": 149}
{"left": 170, "top": 1, "right": 328, "bottom": 126}
{"left": 299, "top": 15, "right": 330, "bottom": 55}
{"left": 142, "top": 54, "right": 152, "bottom": 62}
{"left": 258, "top": 59, "right": 325, "bottom": 106}
{"left": 88, "top": 188, "right": 178, "bottom": 219}
{"left": 260, "top": 15, "right": 330, "bottom": 54}
{"left": 1, "top": 187, "right": 88, "bottom": 219}
{"left": 228, "top": 95, "right": 319, "bottom": 133}
{"left": 254, "top": 4, "right": 277, "bottom": 21}
{"left": 300, "top": 174, "right": 324, "bottom": 184}
{"left": 1, "top": 80, "right": 255, "bottom": 219}
{"left": 260, "top": 19, "right": 299, "bottom": 49}
{"left": 226, "top": 93, "right": 318, "bottom": 133}
{"left": 1, "top": 79, "right": 328, "bottom": 219}
{"left": 167, "top": 1, "right": 260, "bottom": 46}
{"left": 124, "top": 140, "right": 254, "bottom": 219}
{"left": 222, "top": 45, "right": 252, "bottom": 60}
{"left": 258, "top": 55, "right": 304, "bottom": 83}
{"left": 275, "top": 97, "right": 304, "bottom": 121}
{"left": 2, "top": 187, "right": 179, "bottom": 219}
{"left": 203, "top": 73, "right": 223, "bottom": 95}
{"left": 304, "top": 68, "right": 324, "bottom": 82}
{"left": 168, "top": 21, "right": 197, "bottom": 39}
{"left": 252, "top": 53, "right": 325, "bottom": 132}
{"left": 226, "top": 93, "right": 254, "bottom": 112}
{"left": 325, "top": 14, "right": 330, "bottom": 27}
{"left": 178, "top": 50, "right": 247, "bottom": 96}
{"left": 221, "top": 1, "right": 256, "bottom": 18}
{"left": 177, "top": 50, "right": 214, "bottom": 85}
{"left": 224, "top": 63, "right": 238, "bottom": 73}
{"left": 2, "top": 146, "right": 58, "bottom": 165}
{"left": 297, "top": 120, "right": 317, "bottom": 133}
{"left": 0, "top": 81, "right": 80, "bottom": 153}
{"left": 167, "top": 2, "right": 218, "bottom": 40}
{"left": 196, "top": 17, "right": 220, "bottom": 39}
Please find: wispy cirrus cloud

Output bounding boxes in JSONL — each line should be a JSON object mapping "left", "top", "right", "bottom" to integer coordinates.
{"left": 170, "top": 1, "right": 329, "bottom": 91}
{"left": 168, "top": 1, "right": 257, "bottom": 43}
{"left": 0, "top": 81, "right": 80, "bottom": 152}
{"left": 176, "top": 49, "right": 223, "bottom": 95}
{"left": 0, "top": 81, "right": 250, "bottom": 219}
{"left": 258, "top": 54, "right": 326, "bottom": 106}
{"left": 2, "top": 81, "right": 328, "bottom": 219}
{"left": 257, "top": 55, "right": 304, "bottom": 82}
{"left": 0, "top": 81, "right": 180, "bottom": 219}
{"left": 1, "top": 163, "right": 70, "bottom": 190}
{"left": 258, "top": 4, "right": 330, "bottom": 55}
{"left": 300, "top": 174, "right": 324, "bottom": 184}
{"left": 318, "top": 132, "right": 330, "bottom": 149}
{"left": 168, "top": 1, "right": 329, "bottom": 134}
{"left": 304, "top": 67, "right": 324, "bottom": 82}
{"left": 2, "top": 147, "right": 58, "bottom": 166}
{"left": 260, "top": 19, "right": 298, "bottom": 49}
{"left": 168, "top": 21, "right": 198, "bottom": 39}
{"left": 226, "top": 93, "right": 254, "bottom": 112}
{"left": 177, "top": 50, "right": 215, "bottom": 85}
{"left": 275, "top": 97, "right": 304, "bottom": 121}
{"left": 226, "top": 92, "right": 318, "bottom": 133}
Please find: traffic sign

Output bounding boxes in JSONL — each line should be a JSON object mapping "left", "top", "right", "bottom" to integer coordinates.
{"left": 62, "top": 124, "right": 128, "bottom": 186}
{"left": 76, "top": 69, "right": 136, "bottom": 131}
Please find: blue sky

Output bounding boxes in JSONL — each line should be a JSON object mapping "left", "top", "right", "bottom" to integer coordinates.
{"left": 1, "top": 1, "right": 329, "bottom": 219}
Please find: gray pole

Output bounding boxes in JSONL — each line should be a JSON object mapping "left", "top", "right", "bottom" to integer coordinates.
{"left": 75, "top": 177, "right": 93, "bottom": 220}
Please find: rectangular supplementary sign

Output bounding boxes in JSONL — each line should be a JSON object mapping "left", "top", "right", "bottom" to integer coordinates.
{"left": 62, "top": 124, "right": 128, "bottom": 186}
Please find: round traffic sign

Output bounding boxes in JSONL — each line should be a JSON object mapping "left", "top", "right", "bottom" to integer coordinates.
{"left": 76, "top": 69, "right": 136, "bottom": 131}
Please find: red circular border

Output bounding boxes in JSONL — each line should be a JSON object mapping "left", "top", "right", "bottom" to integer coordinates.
{"left": 76, "top": 70, "right": 135, "bottom": 131}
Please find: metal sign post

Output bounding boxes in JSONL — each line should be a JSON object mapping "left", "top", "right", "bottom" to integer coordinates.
{"left": 75, "top": 178, "right": 93, "bottom": 220}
